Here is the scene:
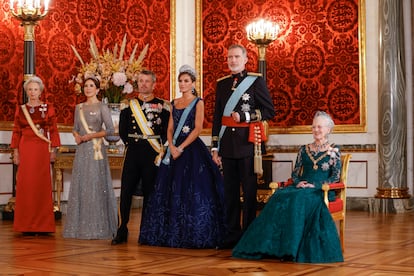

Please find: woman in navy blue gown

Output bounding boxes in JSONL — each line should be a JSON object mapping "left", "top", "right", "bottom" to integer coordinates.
{"left": 232, "top": 111, "right": 344, "bottom": 263}
{"left": 139, "top": 65, "right": 225, "bottom": 248}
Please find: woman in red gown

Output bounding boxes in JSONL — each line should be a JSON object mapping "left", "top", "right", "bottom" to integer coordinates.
{"left": 11, "top": 76, "right": 61, "bottom": 234}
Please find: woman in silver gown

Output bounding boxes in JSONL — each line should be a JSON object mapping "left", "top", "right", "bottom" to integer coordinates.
{"left": 63, "top": 77, "right": 118, "bottom": 239}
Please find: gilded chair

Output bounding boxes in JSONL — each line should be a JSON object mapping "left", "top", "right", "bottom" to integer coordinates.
{"left": 269, "top": 153, "right": 352, "bottom": 252}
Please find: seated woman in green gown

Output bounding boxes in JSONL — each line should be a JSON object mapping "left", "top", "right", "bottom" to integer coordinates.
{"left": 232, "top": 111, "right": 344, "bottom": 263}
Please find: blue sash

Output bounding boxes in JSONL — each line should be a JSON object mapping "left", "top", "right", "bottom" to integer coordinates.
{"left": 218, "top": 76, "right": 257, "bottom": 145}
{"left": 162, "top": 97, "right": 199, "bottom": 165}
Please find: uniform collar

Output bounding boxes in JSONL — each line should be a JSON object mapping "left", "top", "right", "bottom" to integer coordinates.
{"left": 231, "top": 70, "right": 247, "bottom": 79}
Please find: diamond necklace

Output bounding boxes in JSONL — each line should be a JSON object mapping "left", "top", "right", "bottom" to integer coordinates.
{"left": 311, "top": 141, "right": 329, "bottom": 153}
{"left": 27, "top": 102, "right": 39, "bottom": 114}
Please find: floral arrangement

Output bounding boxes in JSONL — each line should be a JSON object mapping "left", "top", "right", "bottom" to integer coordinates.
{"left": 70, "top": 35, "right": 149, "bottom": 103}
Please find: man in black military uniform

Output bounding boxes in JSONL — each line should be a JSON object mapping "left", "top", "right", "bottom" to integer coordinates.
{"left": 211, "top": 44, "right": 275, "bottom": 248}
{"left": 112, "top": 70, "right": 170, "bottom": 245}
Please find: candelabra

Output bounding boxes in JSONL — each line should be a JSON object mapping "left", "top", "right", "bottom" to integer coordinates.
{"left": 4, "top": 0, "right": 52, "bottom": 221}
{"left": 10, "top": 0, "right": 50, "bottom": 103}
{"left": 246, "top": 19, "right": 279, "bottom": 80}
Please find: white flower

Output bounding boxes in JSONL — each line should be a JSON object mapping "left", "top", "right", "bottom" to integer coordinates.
{"left": 123, "top": 82, "right": 134, "bottom": 94}
{"left": 112, "top": 72, "right": 127, "bottom": 86}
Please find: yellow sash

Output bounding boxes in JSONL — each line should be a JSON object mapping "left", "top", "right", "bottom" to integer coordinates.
{"left": 78, "top": 103, "right": 103, "bottom": 160}
{"left": 129, "top": 99, "right": 164, "bottom": 166}
{"left": 21, "top": 104, "right": 52, "bottom": 151}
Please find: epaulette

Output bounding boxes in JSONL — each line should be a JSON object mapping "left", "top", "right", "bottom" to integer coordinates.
{"left": 120, "top": 99, "right": 129, "bottom": 110}
{"left": 247, "top": 72, "right": 263, "bottom": 77}
{"left": 162, "top": 100, "right": 172, "bottom": 112}
{"left": 216, "top": 75, "right": 231, "bottom": 82}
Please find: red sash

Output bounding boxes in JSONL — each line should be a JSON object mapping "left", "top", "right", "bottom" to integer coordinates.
{"left": 221, "top": 116, "right": 249, "bottom": 127}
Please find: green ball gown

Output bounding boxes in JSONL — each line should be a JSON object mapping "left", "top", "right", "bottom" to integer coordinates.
{"left": 232, "top": 145, "right": 344, "bottom": 263}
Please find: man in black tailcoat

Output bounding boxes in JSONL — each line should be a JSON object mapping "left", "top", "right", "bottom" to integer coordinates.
{"left": 211, "top": 44, "right": 275, "bottom": 248}
{"left": 112, "top": 70, "right": 170, "bottom": 245}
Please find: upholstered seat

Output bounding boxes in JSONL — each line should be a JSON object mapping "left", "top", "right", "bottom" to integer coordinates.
{"left": 269, "top": 153, "right": 351, "bottom": 252}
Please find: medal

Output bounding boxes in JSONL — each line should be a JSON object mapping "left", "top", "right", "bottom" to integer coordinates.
{"left": 231, "top": 77, "right": 238, "bottom": 90}
{"left": 29, "top": 106, "right": 35, "bottom": 114}
{"left": 39, "top": 104, "right": 47, "bottom": 118}
{"left": 313, "top": 164, "right": 318, "bottom": 170}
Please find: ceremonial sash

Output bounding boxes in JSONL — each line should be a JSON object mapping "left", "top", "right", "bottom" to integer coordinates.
{"left": 78, "top": 103, "right": 103, "bottom": 160}
{"left": 21, "top": 104, "right": 51, "bottom": 151}
{"left": 218, "top": 76, "right": 257, "bottom": 144}
{"left": 130, "top": 99, "right": 164, "bottom": 166}
{"left": 162, "top": 97, "right": 198, "bottom": 165}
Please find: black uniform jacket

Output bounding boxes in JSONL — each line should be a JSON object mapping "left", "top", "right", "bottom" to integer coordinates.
{"left": 119, "top": 97, "right": 170, "bottom": 151}
{"left": 211, "top": 70, "right": 275, "bottom": 159}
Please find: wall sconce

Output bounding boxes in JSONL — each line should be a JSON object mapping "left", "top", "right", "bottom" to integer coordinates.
{"left": 246, "top": 19, "right": 279, "bottom": 80}
{"left": 10, "top": 0, "right": 50, "bottom": 103}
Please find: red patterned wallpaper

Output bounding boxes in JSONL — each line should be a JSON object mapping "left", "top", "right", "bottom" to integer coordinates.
{"left": 0, "top": 0, "right": 171, "bottom": 130}
{"left": 202, "top": 0, "right": 361, "bottom": 130}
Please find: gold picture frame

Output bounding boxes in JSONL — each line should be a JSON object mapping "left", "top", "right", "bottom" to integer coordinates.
{"left": 196, "top": 0, "right": 367, "bottom": 134}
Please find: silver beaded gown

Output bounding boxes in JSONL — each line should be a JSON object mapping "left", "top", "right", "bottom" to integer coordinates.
{"left": 63, "top": 102, "right": 118, "bottom": 239}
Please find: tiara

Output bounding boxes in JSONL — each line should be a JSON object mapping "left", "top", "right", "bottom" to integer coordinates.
{"left": 179, "top": 64, "right": 197, "bottom": 78}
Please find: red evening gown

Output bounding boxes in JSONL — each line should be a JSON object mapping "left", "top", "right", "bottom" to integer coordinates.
{"left": 10, "top": 103, "right": 61, "bottom": 233}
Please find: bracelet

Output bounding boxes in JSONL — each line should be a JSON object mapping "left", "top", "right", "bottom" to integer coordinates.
{"left": 177, "top": 146, "right": 184, "bottom": 153}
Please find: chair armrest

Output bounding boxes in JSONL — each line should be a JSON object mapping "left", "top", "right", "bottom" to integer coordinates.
{"left": 322, "top": 182, "right": 346, "bottom": 207}
{"left": 327, "top": 183, "right": 345, "bottom": 189}
{"left": 269, "top": 182, "right": 279, "bottom": 194}
{"left": 269, "top": 178, "right": 294, "bottom": 194}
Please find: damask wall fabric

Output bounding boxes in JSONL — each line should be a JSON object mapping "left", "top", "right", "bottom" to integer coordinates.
{"left": 202, "top": 0, "right": 360, "bottom": 129}
{"left": 0, "top": 0, "right": 360, "bottom": 130}
{"left": 0, "top": 0, "right": 171, "bottom": 127}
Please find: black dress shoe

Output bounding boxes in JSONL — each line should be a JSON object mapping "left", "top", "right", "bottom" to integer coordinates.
{"left": 111, "top": 229, "right": 128, "bottom": 245}
{"left": 111, "top": 235, "right": 127, "bottom": 245}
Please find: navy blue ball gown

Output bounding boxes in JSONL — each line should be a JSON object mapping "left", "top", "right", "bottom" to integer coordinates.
{"left": 139, "top": 97, "right": 226, "bottom": 248}
{"left": 232, "top": 145, "right": 344, "bottom": 263}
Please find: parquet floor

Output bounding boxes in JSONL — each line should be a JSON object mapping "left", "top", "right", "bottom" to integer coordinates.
{"left": 1, "top": 209, "right": 414, "bottom": 275}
